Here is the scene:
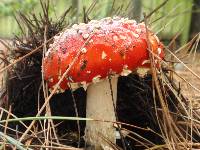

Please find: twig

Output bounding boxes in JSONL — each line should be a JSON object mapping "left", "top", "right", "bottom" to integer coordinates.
{"left": 144, "top": 13, "right": 187, "bottom": 149}
{"left": 141, "top": 0, "right": 169, "bottom": 22}
{"left": 68, "top": 83, "right": 81, "bottom": 147}
{"left": 0, "top": 36, "right": 53, "bottom": 74}
{"left": 108, "top": 76, "right": 127, "bottom": 150}
{"left": 165, "top": 46, "right": 200, "bottom": 81}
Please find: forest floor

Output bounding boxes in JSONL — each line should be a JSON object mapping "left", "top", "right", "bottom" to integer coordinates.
{"left": 174, "top": 52, "right": 200, "bottom": 110}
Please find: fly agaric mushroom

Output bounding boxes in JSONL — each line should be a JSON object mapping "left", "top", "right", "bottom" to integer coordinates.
{"left": 42, "top": 17, "right": 164, "bottom": 149}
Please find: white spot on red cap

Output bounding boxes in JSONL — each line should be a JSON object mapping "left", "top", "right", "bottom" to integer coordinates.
{"left": 79, "top": 23, "right": 85, "bottom": 26}
{"left": 82, "top": 33, "right": 89, "bottom": 39}
{"left": 54, "top": 35, "right": 60, "bottom": 40}
{"left": 89, "top": 20, "right": 98, "bottom": 24}
{"left": 124, "top": 19, "right": 136, "bottom": 24}
{"left": 119, "top": 35, "right": 126, "bottom": 40}
{"left": 113, "top": 35, "right": 119, "bottom": 41}
{"left": 45, "top": 49, "right": 51, "bottom": 57}
{"left": 58, "top": 69, "right": 62, "bottom": 78}
{"left": 48, "top": 78, "right": 54, "bottom": 83}
{"left": 157, "top": 48, "right": 162, "bottom": 55}
{"left": 139, "top": 22, "right": 145, "bottom": 28}
{"left": 113, "top": 16, "right": 121, "bottom": 20}
{"left": 101, "top": 51, "right": 107, "bottom": 59}
{"left": 49, "top": 44, "right": 53, "bottom": 48}
{"left": 58, "top": 75, "right": 62, "bottom": 80}
{"left": 72, "top": 24, "right": 79, "bottom": 30}
{"left": 94, "top": 23, "right": 101, "bottom": 29}
{"left": 81, "top": 48, "right": 87, "bottom": 53}
{"left": 87, "top": 70, "right": 91, "bottom": 74}
{"left": 135, "top": 28, "right": 142, "bottom": 34}
{"left": 132, "top": 32, "right": 139, "bottom": 38}
{"left": 89, "top": 39, "right": 93, "bottom": 43}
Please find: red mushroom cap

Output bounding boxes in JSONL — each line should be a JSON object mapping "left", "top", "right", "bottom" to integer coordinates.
{"left": 42, "top": 17, "right": 164, "bottom": 92}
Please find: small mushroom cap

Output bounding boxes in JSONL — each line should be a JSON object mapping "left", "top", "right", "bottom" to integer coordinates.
{"left": 43, "top": 17, "right": 164, "bottom": 92}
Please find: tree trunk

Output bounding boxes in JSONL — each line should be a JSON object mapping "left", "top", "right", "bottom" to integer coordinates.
{"left": 190, "top": 0, "right": 200, "bottom": 37}
{"left": 130, "top": 0, "right": 142, "bottom": 22}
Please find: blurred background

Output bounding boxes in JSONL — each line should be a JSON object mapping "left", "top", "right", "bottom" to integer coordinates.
{"left": 0, "top": 0, "right": 199, "bottom": 46}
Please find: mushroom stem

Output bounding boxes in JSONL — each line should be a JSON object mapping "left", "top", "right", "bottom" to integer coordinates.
{"left": 85, "top": 77, "right": 118, "bottom": 149}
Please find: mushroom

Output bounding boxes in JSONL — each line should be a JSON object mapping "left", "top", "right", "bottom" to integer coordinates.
{"left": 42, "top": 17, "right": 164, "bottom": 149}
